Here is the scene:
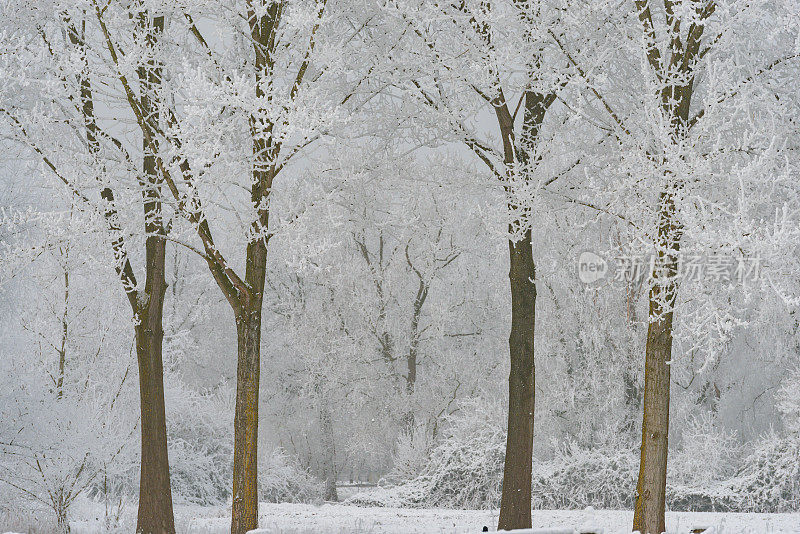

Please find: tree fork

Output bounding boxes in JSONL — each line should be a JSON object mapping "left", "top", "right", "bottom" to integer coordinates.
{"left": 495, "top": 87, "right": 549, "bottom": 532}
{"left": 134, "top": 13, "right": 175, "bottom": 533}
{"left": 65, "top": 9, "right": 175, "bottom": 532}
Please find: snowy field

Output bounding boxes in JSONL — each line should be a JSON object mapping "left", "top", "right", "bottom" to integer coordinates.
{"left": 244, "top": 504, "right": 800, "bottom": 534}
{"left": 4, "top": 502, "right": 798, "bottom": 534}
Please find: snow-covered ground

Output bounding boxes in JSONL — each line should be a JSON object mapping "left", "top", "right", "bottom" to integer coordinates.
{"left": 247, "top": 504, "right": 800, "bottom": 534}
{"left": 12, "top": 502, "right": 792, "bottom": 534}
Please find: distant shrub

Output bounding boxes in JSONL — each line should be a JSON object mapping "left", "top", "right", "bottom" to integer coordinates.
{"left": 385, "top": 423, "right": 434, "bottom": 484}
{"left": 165, "top": 383, "right": 233, "bottom": 505}
{"left": 414, "top": 397, "right": 505, "bottom": 509}
{"left": 348, "top": 397, "right": 505, "bottom": 509}
{"left": 666, "top": 414, "right": 743, "bottom": 512}
{"left": 259, "top": 448, "right": 323, "bottom": 504}
{"left": 167, "top": 436, "right": 231, "bottom": 506}
{"left": 349, "top": 401, "right": 800, "bottom": 513}
{"left": 670, "top": 414, "right": 742, "bottom": 487}
{"left": 776, "top": 367, "right": 800, "bottom": 436}
{"left": 533, "top": 442, "right": 638, "bottom": 510}
{"left": 728, "top": 432, "right": 800, "bottom": 513}
{"left": 165, "top": 379, "right": 322, "bottom": 506}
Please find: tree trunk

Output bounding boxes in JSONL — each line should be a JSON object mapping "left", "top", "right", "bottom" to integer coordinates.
{"left": 134, "top": 298, "right": 174, "bottom": 534}
{"left": 629, "top": 6, "right": 709, "bottom": 528}
{"left": 68, "top": 9, "right": 175, "bottom": 530}
{"left": 404, "top": 345, "right": 417, "bottom": 431}
{"left": 498, "top": 230, "right": 536, "bottom": 531}
{"left": 406, "top": 294, "right": 420, "bottom": 396}
{"left": 494, "top": 86, "right": 548, "bottom": 531}
{"left": 230, "top": 229, "right": 268, "bottom": 534}
{"left": 632, "top": 296, "right": 674, "bottom": 534}
{"left": 228, "top": 5, "right": 281, "bottom": 529}
{"left": 135, "top": 16, "right": 175, "bottom": 528}
{"left": 404, "top": 275, "right": 426, "bottom": 430}
{"left": 55, "top": 498, "right": 69, "bottom": 534}
{"left": 319, "top": 400, "right": 338, "bottom": 502}
{"left": 405, "top": 346, "right": 417, "bottom": 395}
{"left": 231, "top": 304, "right": 263, "bottom": 534}
{"left": 56, "top": 253, "right": 69, "bottom": 400}
{"left": 633, "top": 191, "right": 681, "bottom": 534}
{"left": 134, "top": 144, "right": 173, "bottom": 534}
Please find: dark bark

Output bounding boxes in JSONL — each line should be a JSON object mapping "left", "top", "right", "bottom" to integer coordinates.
{"left": 228, "top": 4, "right": 281, "bottom": 528}
{"left": 86, "top": 4, "right": 293, "bottom": 532}
{"left": 134, "top": 291, "right": 174, "bottom": 534}
{"left": 406, "top": 276, "right": 426, "bottom": 395}
{"left": 86, "top": 4, "right": 320, "bottom": 531}
{"left": 632, "top": 257, "right": 677, "bottom": 534}
{"left": 55, "top": 498, "right": 69, "bottom": 534}
{"left": 405, "top": 241, "right": 428, "bottom": 398}
{"left": 498, "top": 230, "right": 537, "bottom": 530}
{"left": 633, "top": 185, "right": 682, "bottom": 534}
{"left": 65, "top": 12, "right": 175, "bottom": 533}
{"left": 405, "top": 339, "right": 418, "bottom": 395}
{"left": 228, "top": 226, "right": 269, "bottom": 533}
{"left": 231, "top": 303, "right": 263, "bottom": 534}
{"left": 230, "top": 237, "right": 268, "bottom": 534}
{"left": 56, "top": 253, "right": 69, "bottom": 400}
{"left": 495, "top": 89, "right": 549, "bottom": 531}
{"left": 632, "top": 5, "right": 709, "bottom": 528}
{"left": 403, "top": 272, "right": 427, "bottom": 429}
{"left": 633, "top": 333, "right": 671, "bottom": 534}
{"left": 134, "top": 15, "right": 175, "bottom": 533}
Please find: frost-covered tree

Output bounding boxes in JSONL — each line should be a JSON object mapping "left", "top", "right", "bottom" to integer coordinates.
{"left": 379, "top": 1, "right": 595, "bottom": 526}
{"left": 0, "top": 209, "right": 137, "bottom": 532}
{"left": 555, "top": 1, "right": 800, "bottom": 531}
{"left": 0, "top": 2, "right": 184, "bottom": 529}
{"left": 260, "top": 149, "right": 506, "bottom": 499}
{"left": 1, "top": 0, "right": 383, "bottom": 530}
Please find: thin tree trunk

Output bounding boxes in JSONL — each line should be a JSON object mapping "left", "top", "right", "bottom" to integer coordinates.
{"left": 406, "top": 284, "right": 422, "bottom": 395}
{"left": 56, "top": 253, "right": 69, "bottom": 400}
{"left": 404, "top": 274, "right": 427, "bottom": 430}
{"left": 405, "top": 343, "right": 417, "bottom": 395}
{"left": 319, "top": 399, "right": 338, "bottom": 502}
{"left": 498, "top": 230, "right": 536, "bottom": 530}
{"left": 55, "top": 498, "right": 69, "bottom": 534}
{"left": 404, "top": 342, "right": 417, "bottom": 431}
